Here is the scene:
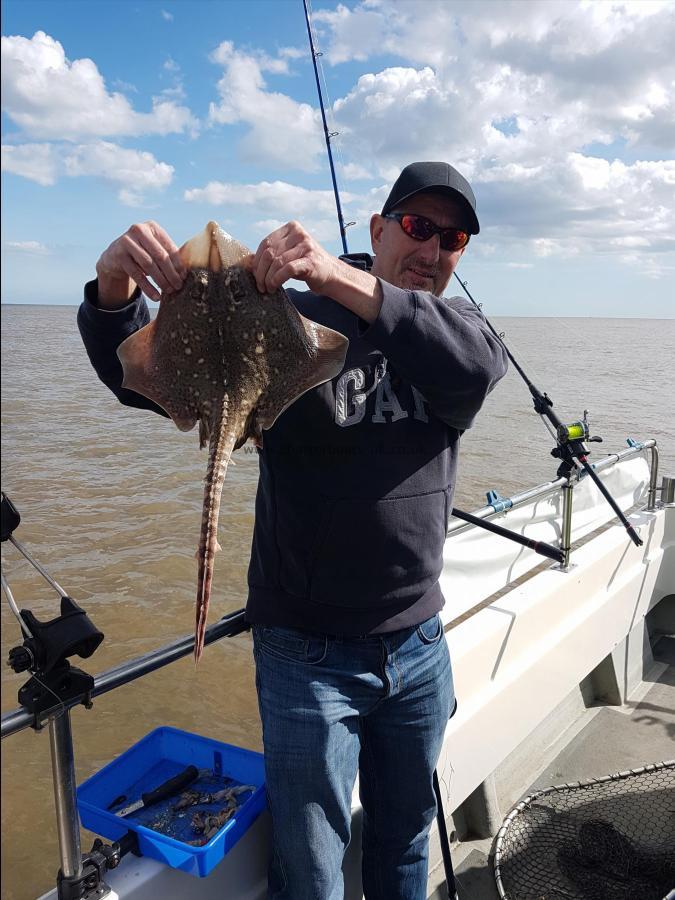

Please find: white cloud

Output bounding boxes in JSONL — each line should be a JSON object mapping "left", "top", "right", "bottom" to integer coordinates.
{"left": 161, "top": 9, "right": 174, "bottom": 22}
{"left": 475, "top": 155, "right": 675, "bottom": 261}
{"left": 278, "top": 46, "right": 306, "bottom": 61}
{"left": 472, "top": 242, "right": 498, "bottom": 257}
{"left": 64, "top": 142, "right": 174, "bottom": 199}
{"left": 5, "top": 240, "right": 50, "bottom": 255}
{"left": 611, "top": 236, "right": 651, "bottom": 248}
{"left": 207, "top": 42, "right": 323, "bottom": 170}
{"left": 184, "top": 179, "right": 365, "bottom": 242}
{"left": 2, "top": 141, "right": 174, "bottom": 205}
{"left": 333, "top": 67, "right": 467, "bottom": 167}
{"left": 301, "top": 1, "right": 675, "bottom": 272}
{"left": 1, "top": 143, "right": 58, "bottom": 185}
{"left": 251, "top": 218, "right": 340, "bottom": 242}
{"left": 312, "top": 3, "right": 392, "bottom": 64}
{"left": 1, "top": 31, "right": 197, "bottom": 140}
{"left": 112, "top": 78, "right": 138, "bottom": 94}
{"left": 618, "top": 251, "right": 674, "bottom": 280}
{"left": 253, "top": 219, "right": 286, "bottom": 233}
{"left": 184, "top": 4, "right": 675, "bottom": 271}
{"left": 185, "top": 179, "right": 352, "bottom": 217}
{"left": 160, "top": 84, "right": 186, "bottom": 101}
{"left": 159, "top": 56, "right": 187, "bottom": 102}
{"left": 326, "top": 1, "right": 675, "bottom": 156}
{"left": 340, "top": 162, "right": 373, "bottom": 181}
{"left": 532, "top": 239, "right": 562, "bottom": 258}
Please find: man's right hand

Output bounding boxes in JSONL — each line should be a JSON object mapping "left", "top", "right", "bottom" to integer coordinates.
{"left": 95, "top": 221, "right": 187, "bottom": 308}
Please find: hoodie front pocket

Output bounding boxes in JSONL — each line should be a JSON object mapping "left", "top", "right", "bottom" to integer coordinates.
{"left": 309, "top": 488, "right": 449, "bottom": 609}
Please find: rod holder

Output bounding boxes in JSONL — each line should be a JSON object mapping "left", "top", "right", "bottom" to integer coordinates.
{"left": 559, "top": 479, "right": 574, "bottom": 570}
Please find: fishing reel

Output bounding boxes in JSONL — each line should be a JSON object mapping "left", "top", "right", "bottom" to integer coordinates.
{"left": 2, "top": 492, "right": 104, "bottom": 722}
{"left": 551, "top": 410, "right": 603, "bottom": 478}
{"left": 556, "top": 410, "right": 603, "bottom": 447}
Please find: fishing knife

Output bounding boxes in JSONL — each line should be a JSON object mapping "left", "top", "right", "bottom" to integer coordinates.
{"left": 115, "top": 765, "right": 199, "bottom": 818}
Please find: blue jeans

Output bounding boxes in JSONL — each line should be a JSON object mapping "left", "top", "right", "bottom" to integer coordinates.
{"left": 252, "top": 614, "right": 454, "bottom": 900}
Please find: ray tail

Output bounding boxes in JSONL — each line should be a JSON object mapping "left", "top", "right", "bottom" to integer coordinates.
{"left": 194, "top": 393, "right": 237, "bottom": 663}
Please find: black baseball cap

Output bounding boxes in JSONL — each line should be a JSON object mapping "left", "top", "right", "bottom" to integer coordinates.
{"left": 381, "top": 161, "right": 480, "bottom": 234}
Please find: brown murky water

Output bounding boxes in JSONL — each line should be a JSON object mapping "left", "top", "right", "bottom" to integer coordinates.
{"left": 1, "top": 304, "right": 673, "bottom": 899}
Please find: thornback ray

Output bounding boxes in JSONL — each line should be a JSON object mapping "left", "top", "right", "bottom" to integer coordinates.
{"left": 117, "top": 221, "right": 349, "bottom": 662}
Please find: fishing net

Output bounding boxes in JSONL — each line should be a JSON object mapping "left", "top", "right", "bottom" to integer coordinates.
{"left": 493, "top": 760, "right": 675, "bottom": 900}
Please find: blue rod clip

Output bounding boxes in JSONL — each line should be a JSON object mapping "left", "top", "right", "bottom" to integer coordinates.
{"left": 486, "top": 490, "right": 513, "bottom": 513}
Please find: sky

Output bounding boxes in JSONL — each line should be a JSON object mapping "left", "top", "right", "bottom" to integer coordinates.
{"left": 1, "top": 0, "right": 674, "bottom": 315}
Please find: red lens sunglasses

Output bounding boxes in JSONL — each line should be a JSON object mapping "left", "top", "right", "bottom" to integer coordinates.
{"left": 383, "top": 213, "right": 470, "bottom": 252}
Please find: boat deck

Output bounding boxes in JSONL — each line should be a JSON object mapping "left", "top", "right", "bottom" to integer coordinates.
{"left": 441, "top": 634, "right": 675, "bottom": 899}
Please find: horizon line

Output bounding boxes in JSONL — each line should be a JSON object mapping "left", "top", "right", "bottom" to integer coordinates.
{"left": 1, "top": 300, "right": 674, "bottom": 321}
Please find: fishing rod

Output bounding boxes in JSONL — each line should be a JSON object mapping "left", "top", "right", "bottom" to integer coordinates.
{"left": 303, "top": 9, "right": 470, "bottom": 898}
{"left": 301, "top": 0, "right": 639, "bottom": 553}
{"left": 301, "top": 1, "right": 564, "bottom": 567}
{"left": 303, "top": 0, "right": 350, "bottom": 256}
{"left": 305, "top": 7, "right": 638, "bottom": 561}
{"left": 301, "top": 7, "right": 459, "bottom": 896}
{"left": 453, "top": 273, "right": 643, "bottom": 548}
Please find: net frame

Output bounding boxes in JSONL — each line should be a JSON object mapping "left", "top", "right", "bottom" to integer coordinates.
{"left": 493, "top": 759, "right": 675, "bottom": 900}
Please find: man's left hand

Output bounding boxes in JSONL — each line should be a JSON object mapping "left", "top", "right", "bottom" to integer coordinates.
{"left": 250, "top": 221, "right": 337, "bottom": 295}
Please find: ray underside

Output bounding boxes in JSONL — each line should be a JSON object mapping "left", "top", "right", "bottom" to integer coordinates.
{"left": 116, "top": 222, "right": 349, "bottom": 662}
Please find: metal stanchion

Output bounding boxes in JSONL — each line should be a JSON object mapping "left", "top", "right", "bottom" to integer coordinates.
{"left": 49, "top": 709, "right": 83, "bottom": 881}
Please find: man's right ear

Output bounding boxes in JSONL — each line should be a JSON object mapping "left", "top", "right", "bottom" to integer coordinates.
{"left": 370, "top": 214, "right": 385, "bottom": 254}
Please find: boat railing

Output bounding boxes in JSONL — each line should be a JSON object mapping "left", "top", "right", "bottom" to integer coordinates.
{"left": 1, "top": 439, "right": 661, "bottom": 742}
{"left": 0, "top": 607, "right": 248, "bottom": 740}
{"left": 447, "top": 438, "right": 660, "bottom": 538}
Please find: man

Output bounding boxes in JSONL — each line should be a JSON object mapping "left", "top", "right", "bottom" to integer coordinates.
{"left": 78, "top": 161, "right": 507, "bottom": 899}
